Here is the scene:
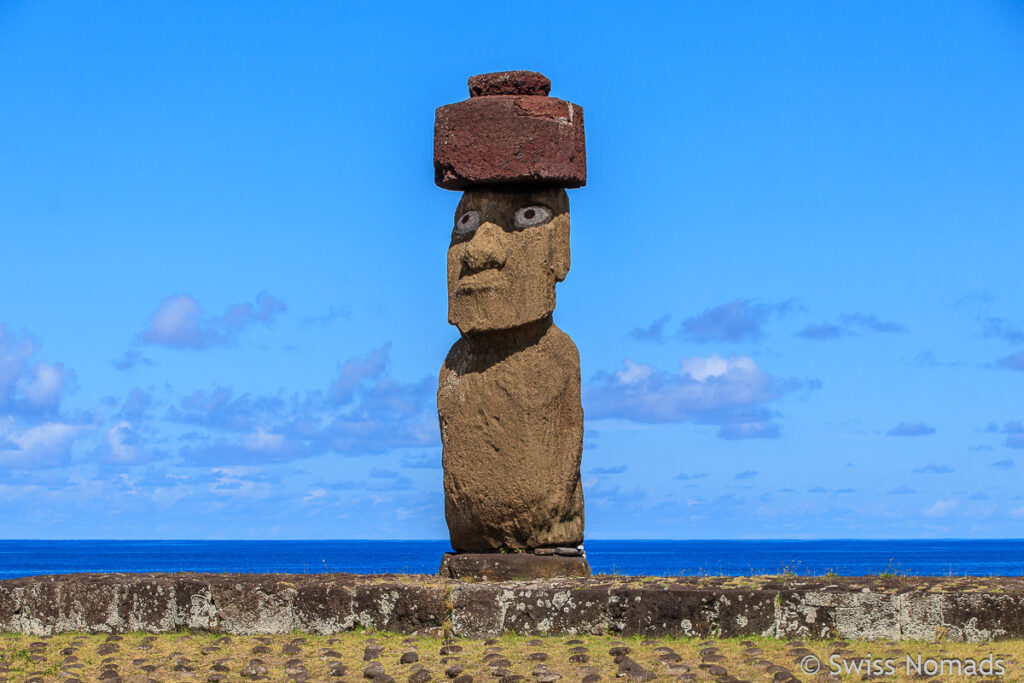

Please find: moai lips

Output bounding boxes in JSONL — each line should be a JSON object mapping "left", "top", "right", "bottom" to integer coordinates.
{"left": 434, "top": 72, "right": 589, "bottom": 571}
{"left": 434, "top": 70, "right": 587, "bottom": 190}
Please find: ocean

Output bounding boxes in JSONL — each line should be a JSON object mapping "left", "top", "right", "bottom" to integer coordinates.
{"left": 1, "top": 539, "right": 1022, "bottom": 579}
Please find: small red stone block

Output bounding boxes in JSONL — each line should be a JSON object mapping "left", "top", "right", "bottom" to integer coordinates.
{"left": 468, "top": 71, "right": 551, "bottom": 97}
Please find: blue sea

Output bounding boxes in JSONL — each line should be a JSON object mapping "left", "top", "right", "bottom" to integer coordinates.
{"left": 1, "top": 540, "right": 1022, "bottom": 579}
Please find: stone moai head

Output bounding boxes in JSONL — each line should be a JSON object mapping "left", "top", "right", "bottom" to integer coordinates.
{"left": 434, "top": 71, "right": 586, "bottom": 334}
{"left": 447, "top": 188, "right": 569, "bottom": 333}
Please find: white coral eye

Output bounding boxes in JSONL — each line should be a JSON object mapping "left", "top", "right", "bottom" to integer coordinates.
{"left": 513, "top": 206, "right": 552, "bottom": 229}
{"left": 454, "top": 210, "right": 482, "bottom": 236}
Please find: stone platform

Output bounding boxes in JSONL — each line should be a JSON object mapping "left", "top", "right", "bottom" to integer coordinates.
{"left": 2, "top": 573, "right": 1023, "bottom": 641}
{"left": 438, "top": 553, "right": 591, "bottom": 580}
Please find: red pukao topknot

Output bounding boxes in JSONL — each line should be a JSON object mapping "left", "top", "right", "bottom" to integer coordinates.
{"left": 433, "top": 71, "right": 586, "bottom": 190}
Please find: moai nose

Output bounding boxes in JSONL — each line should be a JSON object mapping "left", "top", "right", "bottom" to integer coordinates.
{"left": 462, "top": 222, "right": 507, "bottom": 271}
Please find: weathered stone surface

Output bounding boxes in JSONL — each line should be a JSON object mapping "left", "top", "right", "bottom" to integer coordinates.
{"left": 438, "top": 318, "right": 583, "bottom": 552}
{"left": 439, "top": 191, "right": 583, "bottom": 554}
{"left": 438, "top": 554, "right": 590, "bottom": 581}
{"left": 445, "top": 189, "right": 571, "bottom": 335}
{"left": 3, "top": 573, "right": 1024, "bottom": 641}
{"left": 351, "top": 583, "right": 448, "bottom": 634}
{"left": 609, "top": 586, "right": 719, "bottom": 637}
{"left": 434, "top": 72, "right": 585, "bottom": 190}
{"left": 468, "top": 71, "right": 551, "bottom": 98}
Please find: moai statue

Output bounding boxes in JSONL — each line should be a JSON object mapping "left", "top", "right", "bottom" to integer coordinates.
{"left": 434, "top": 71, "right": 590, "bottom": 579}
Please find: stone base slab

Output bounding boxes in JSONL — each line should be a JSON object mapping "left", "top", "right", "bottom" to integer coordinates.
{"left": 1, "top": 573, "right": 1023, "bottom": 640}
{"left": 438, "top": 553, "right": 592, "bottom": 580}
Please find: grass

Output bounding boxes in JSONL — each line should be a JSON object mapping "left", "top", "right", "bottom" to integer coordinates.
{"left": 0, "top": 630, "right": 1020, "bottom": 682}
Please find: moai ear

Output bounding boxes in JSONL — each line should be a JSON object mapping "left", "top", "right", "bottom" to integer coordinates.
{"left": 550, "top": 217, "right": 571, "bottom": 282}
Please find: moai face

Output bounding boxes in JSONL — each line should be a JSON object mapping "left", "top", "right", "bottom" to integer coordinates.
{"left": 447, "top": 188, "right": 570, "bottom": 334}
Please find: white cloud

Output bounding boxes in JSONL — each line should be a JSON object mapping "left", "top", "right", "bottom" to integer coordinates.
{"left": 303, "top": 488, "right": 327, "bottom": 503}
{"left": 0, "top": 419, "right": 91, "bottom": 468}
{"left": 142, "top": 294, "right": 203, "bottom": 347}
{"left": 0, "top": 325, "right": 75, "bottom": 413}
{"left": 105, "top": 421, "right": 142, "bottom": 463}
{"left": 680, "top": 353, "right": 757, "bottom": 382}
{"left": 17, "top": 362, "right": 71, "bottom": 409}
{"left": 242, "top": 428, "right": 287, "bottom": 452}
{"left": 923, "top": 499, "right": 959, "bottom": 518}
{"left": 615, "top": 359, "right": 652, "bottom": 384}
{"left": 585, "top": 354, "right": 815, "bottom": 439}
{"left": 151, "top": 484, "right": 190, "bottom": 506}
{"left": 139, "top": 293, "right": 286, "bottom": 350}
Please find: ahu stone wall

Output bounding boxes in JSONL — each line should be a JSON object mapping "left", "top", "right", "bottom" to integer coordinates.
{"left": 2, "top": 573, "right": 1022, "bottom": 642}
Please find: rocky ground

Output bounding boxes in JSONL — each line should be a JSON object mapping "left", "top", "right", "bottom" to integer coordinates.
{"left": 0, "top": 631, "right": 1019, "bottom": 683}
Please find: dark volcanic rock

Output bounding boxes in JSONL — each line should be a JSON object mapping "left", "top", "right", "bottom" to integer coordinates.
{"left": 440, "top": 554, "right": 590, "bottom": 581}
{"left": 434, "top": 74, "right": 586, "bottom": 190}
{"left": 468, "top": 71, "right": 551, "bottom": 97}
{"left": 409, "top": 669, "right": 432, "bottom": 683}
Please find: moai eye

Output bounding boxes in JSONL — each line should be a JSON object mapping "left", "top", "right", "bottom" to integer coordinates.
{"left": 513, "top": 206, "right": 552, "bottom": 229}
{"left": 454, "top": 210, "right": 482, "bottom": 236}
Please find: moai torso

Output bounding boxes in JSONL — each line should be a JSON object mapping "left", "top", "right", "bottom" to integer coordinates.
{"left": 433, "top": 72, "right": 587, "bottom": 556}
{"left": 439, "top": 319, "right": 583, "bottom": 552}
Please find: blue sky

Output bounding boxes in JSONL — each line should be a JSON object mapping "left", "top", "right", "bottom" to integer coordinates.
{"left": 1, "top": 1, "right": 1022, "bottom": 540}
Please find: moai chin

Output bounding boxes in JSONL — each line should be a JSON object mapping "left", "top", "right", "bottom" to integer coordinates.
{"left": 434, "top": 71, "right": 590, "bottom": 579}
